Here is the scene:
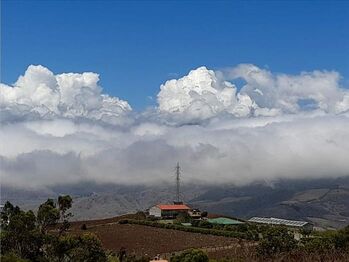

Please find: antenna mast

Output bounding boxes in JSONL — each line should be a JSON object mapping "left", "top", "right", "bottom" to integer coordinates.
{"left": 175, "top": 162, "right": 181, "bottom": 204}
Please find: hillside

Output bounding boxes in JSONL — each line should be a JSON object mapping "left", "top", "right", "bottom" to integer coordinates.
{"left": 190, "top": 177, "right": 349, "bottom": 229}
{"left": 2, "top": 177, "right": 349, "bottom": 229}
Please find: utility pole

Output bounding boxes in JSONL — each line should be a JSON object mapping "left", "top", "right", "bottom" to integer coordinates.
{"left": 175, "top": 162, "right": 181, "bottom": 204}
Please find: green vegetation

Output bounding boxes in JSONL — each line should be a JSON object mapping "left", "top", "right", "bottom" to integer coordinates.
{"left": 256, "top": 226, "right": 297, "bottom": 256}
{"left": 120, "top": 219, "right": 253, "bottom": 240}
{"left": 58, "top": 195, "right": 73, "bottom": 234}
{"left": 255, "top": 224, "right": 349, "bottom": 259}
{"left": 301, "top": 226, "right": 349, "bottom": 252}
{"left": 0, "top": 197, "right": 108, "bottom": 262}
{"left": 107, "top": 248, "right": 149, "bottom": 262}
{"left": 37, "top": 198, "right": 60, "bottom": 233}
{"left": 174, "top": 212, "right": 192, "bottom": 224}
{"left": 0, "top": 253, "right": 30, "bottom": 262}
{"left": 121, "top": 217, "right": 283, "bottom": 241}
{"left": 171, "top": 249, "right": 209, "bottom": 262}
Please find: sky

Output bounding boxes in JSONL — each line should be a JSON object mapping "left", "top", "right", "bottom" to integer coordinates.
{"left": 2, "top": 0, "right": 349, "bottom": 110}
{"left": 1, "top": 1, "right": 349, "bottom": 189}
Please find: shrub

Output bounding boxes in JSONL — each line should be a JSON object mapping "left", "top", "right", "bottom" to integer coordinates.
{"left": 171, "top": 249, "right": 209, "bottom": 262}
{"left": 54, "top": 233, "right": 107, "bottom": 262}
{"left": 301, "top": 225, "right": 349, "bottom": 253}
{"left": 257, "top": 226, "right": 297, "bottom": 257}
{"left": 118, "top": 219, "right": 129, "bottom": 224}
{"left": 134, "top": 211, "right": 146, "bottom": 220}
{"left": 174, "top": 212, "right": 192, "bottom": 224}
{"left": 0, "top": 253, "right": 30, "bottom": 262}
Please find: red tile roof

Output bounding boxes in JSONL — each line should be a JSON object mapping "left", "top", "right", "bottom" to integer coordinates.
{"left": 156, "top": 204, "right": 191, "bottom": 210}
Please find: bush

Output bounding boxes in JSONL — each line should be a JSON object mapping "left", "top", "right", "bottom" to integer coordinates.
{"left": 171, "top": 249, "right": 208, "bottom": 262}
{"left": 197, "top": 220, "right": 213, "bottom": 229}
{"left": 134, "top": 211, "right": 146, "bottom": 220}
{"left": 302, "top": 236, "right": 334, "bottom": 253}
{"left": 53, "top": 233, "right": 107, "bottom": 262}
{"left": 174, "top": 212, "right": 191, "bottom": 224}
{"left": 118, "top": 219, "right": 129, "bottom": 224}
{"left": 257, "top": 226, "right": 297, "bottom": 257}
{"left": 301, "top": 225, "right": 349, "bottom": 253}
{"left": 107, "top": 254, "right": 120, "bottom": 262}
{"left": 0, "top": 253, "right": 30, "bottom": 262}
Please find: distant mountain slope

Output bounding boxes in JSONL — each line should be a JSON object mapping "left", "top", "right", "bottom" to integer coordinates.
{"left": 189, "top": 177, "right": 349, "bottom": 229}
{"left": 2, "top": 177, "right": 349, "bottom": 228}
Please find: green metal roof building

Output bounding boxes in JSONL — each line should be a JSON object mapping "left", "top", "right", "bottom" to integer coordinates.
{"left": 207, "top": 217, "right": 244, "bottom": 225}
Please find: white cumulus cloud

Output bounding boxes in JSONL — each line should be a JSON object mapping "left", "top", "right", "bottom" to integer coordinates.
{"left": 157, "top": 66, "right": 261, "bottom": 122}
{"left": 227, "top": 64, "right": 348, "bottom": 114}
{"left": 157, "top": 64, "right": 349, "bottom": 123}
{"left": 0, "top": 65, "right": 131, "bottom": 124}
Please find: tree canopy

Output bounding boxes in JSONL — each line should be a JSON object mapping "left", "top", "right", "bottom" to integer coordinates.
{"left": 0, "top": 196, "right": 108, "bottom": 262}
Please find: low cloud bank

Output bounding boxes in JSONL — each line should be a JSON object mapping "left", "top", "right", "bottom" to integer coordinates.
{"left": 1, "top": 64, "right": 349, "bottom": 189}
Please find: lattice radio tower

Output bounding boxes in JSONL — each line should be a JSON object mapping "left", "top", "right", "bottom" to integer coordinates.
{"left": 174, "top": 162, "right": 182, "bottom": 204}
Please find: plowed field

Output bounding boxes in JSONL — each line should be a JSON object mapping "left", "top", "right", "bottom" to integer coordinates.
{"left": 71, "top": 222, "right": 245, "bottom": 257}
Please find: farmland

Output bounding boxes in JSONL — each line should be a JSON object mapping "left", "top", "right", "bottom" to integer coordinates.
{"left": 70, "top": 219, "right": 249, "bottom": 257}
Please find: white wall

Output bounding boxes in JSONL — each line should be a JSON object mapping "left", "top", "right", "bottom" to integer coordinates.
{"left": 149, "top": 206, "right": 162, "bottom": 217}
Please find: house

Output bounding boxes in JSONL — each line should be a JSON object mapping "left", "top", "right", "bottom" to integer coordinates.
{"left": 207, "top": 217, "right": 244, "bottom": 225}
{"left": 248, "top": 217, "right": 313, "bottom": 232}
{"left": 149, "top": 204, "right": 191, "bottom": 218}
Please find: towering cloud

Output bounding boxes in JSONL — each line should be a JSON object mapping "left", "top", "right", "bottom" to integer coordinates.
{"left": 1, "top": 64, "right": 349, "bottom": 189}
{"left": 0, "top": 65, "right": 131, "bottom": 124}
{"left": 157, "top": 66, "right": 257, "bottom": 121}
{"left": 157, "top": 65, "right": 349, "bottom": 123}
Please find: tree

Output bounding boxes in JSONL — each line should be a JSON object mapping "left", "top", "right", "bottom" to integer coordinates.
{"left": 58, "top": 195, "right": 73, "bottom": 212}
{"left": 0, "top": 209, "right": 44, "bottom": 260}
{"left": 51, "top": 233, "right": 107, "bottom": 262}
{"left": 37, "top": 199, "right": 60, "bottom": 233}
{"left": 1, "top": 198, "right": 108, "bottom": 261}
{"left": 170, "top": 249, "right": 209, "bottom": 262}
{"left": 58, "top": 195, "right": 73, "bottom": 234}
{"left": 333, "top": 225, "right": 349, "bottom": 250}
{"left": 0, "top": 201, "right": 20, "bottom": 229}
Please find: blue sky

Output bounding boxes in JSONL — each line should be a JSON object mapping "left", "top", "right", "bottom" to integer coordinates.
{"left": 2, "top": 0, "right": 349, "bottom": 110}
